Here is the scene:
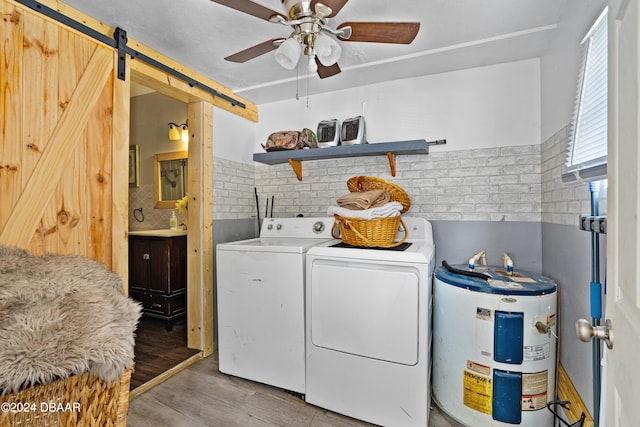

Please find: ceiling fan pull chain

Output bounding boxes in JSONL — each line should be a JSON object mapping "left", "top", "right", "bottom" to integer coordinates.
{"left": 295, "top": 63, "right": 300, "bottom": 100}
{"left": 306, "top": 74, "right": 311, "bottom": 108}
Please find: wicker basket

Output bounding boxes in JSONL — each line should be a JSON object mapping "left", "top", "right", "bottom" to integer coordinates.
{"left": 0, "top": 369, "right": 132, "bottom": 427}
{"left": 332, "top": 176, "right": 410, "bottom": 248}
{"left": 346, "top": 176, "right": 411, "bottom": 214}
{"left": 332, "top": 216, "right": 408, "bottom": 248}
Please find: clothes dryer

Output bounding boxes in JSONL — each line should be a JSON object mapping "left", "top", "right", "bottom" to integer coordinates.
{"left": 305, "top": 217, "right": 435, "bottom": 427}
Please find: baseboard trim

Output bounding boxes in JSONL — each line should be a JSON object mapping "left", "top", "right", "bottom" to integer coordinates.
{"left": 557, "top": 363, "right": 594, "bottom": 427}
{"left": 129, "top": 352, "right": 203, "bottom": 399}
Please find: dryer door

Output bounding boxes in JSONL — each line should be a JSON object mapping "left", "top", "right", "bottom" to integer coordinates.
{"left": 309, "top": 259, "right": 420, "bottom": 365}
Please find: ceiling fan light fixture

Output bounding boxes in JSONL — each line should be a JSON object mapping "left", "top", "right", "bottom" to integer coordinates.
{"left": 314, "top": 32, "right": 341, "bottom": 66}
{"left": 275, "top": 37, "right": 302, "bottom": 70}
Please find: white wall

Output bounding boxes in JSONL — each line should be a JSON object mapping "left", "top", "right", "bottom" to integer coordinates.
{"left": 212, "top": 107, "right": 256, "bottom": 164}
{"left": 252, "top": 59, "right": 540, "bottom": 157}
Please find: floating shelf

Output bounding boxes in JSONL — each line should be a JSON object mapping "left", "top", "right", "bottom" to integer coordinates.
{"left": 253, "top": 139, "right": 444, "bottom": 181}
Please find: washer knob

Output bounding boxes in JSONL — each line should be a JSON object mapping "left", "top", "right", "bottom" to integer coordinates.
{"left": 267, "top": 224, "right": 273, "bottom": 230}
{"left": 313, "top": 221, "right": 325, "bottom": 233}
{"left": 276, "top": 224, "right": 282, "bottom": 230}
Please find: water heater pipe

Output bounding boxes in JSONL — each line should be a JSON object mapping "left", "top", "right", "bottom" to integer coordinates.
{"left": 468, "top": 250, "right": 486, "bottom": 270}
{"left": 503, "top": 252, "right": 514, "bottom": 274}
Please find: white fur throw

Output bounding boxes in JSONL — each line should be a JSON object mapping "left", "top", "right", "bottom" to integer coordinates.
{"left": 0, "top": 246, "right": 141, "bottom": 395}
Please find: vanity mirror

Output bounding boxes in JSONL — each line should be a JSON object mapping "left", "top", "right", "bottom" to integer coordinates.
{"left": 154, "top": 150, "right": 188, "bottom": 209}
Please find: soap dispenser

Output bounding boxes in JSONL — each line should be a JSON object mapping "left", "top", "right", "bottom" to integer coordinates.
{"left": 169, "top": 210, "right": 178, "bottom": 230}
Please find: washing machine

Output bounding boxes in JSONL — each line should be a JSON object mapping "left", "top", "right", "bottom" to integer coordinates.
{"left": 305, "top": 217, "right": 435, "bottom": 427}
{"left": 216, "top": 217, "right": 335, "bottom": 394}
{"left": 432, "top": 264, "right": 557, "bottom": 426}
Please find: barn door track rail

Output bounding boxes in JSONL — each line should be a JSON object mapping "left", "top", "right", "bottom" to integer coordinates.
{"left": 15, "top": 0, "right": 247, "bottom": 110}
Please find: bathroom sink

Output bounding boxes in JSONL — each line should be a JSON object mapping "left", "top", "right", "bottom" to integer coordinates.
{"left": 128, "top": 229, "right": 187, "bottom": 237}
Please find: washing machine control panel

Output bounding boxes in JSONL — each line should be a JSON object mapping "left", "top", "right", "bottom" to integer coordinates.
{"left": 260, "top": 217, "right": 334, "bottom": 239}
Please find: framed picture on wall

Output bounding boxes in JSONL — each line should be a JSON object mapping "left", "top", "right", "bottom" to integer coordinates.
{"left": 129, "top": 145, "right": 140, "bottom": 187}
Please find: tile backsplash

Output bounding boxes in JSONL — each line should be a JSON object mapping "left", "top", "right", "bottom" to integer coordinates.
{"left": 253, "top": 144, "right": 542, "bottom": 222}
{"left": 129, "top": 184, "right": 187, "bottom": 230}
{"left": 541, "top": 125, "right": 592, "bottom": 225}
{"left": 129, "top": 140, "right": 592, "bottom": 227}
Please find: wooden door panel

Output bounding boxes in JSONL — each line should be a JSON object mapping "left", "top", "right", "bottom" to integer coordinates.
{"left": 0, "top": 2, "right": 116, "bottom": 269}
{"left": 49, "top": 28, "right": 99, "bottom": 257}
{"left": 85, "top": 78, "right": 114, "bottom": 262}
{"left": 22, "top": 9, "right": 59, "bottom": 183}
{"left": 0, "top": 46, "right": 113, "bottom": 246}
{"left": 0, "top": 2, "right": 23, "bottom": 229}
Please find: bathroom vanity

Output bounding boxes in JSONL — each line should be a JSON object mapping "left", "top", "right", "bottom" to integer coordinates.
{"left": 128, "top": 230, "right": 187, "bottom": 331}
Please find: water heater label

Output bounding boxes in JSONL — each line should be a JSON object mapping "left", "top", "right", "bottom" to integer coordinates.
{"left": 463, "top": 370, "right": 492, "bottom": 415}
{"left": 521, "top": 371, "right": 548, "bottom": 411}
{"left": 467, "top": 360, "right": 491, "bottom": 376}
{"left": 524, "top": 343, "right": 550, "bottom": 361}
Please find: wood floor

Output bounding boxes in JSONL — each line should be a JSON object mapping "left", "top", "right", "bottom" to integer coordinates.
{"left": 130, "top": 316, "right": 201, "bottom": 390}
{"left": 126, "top": 353, "right": 464, "bottom": 427}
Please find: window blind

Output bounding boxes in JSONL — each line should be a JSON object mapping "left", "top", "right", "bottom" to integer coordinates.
{"left": 563, "top": 7, "right": 608, "bottom": 183}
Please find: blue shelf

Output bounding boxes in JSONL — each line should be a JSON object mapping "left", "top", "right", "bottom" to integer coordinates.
{"left": 253, "top": 139, "right": 431, "bottom": 165}
{"left": 253, "top": 139, "right": 444, "bottom": 180}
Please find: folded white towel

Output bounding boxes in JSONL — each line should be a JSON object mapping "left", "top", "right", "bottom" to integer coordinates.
{"left": 328, "top": 201, "right": 403, "bottom": 220}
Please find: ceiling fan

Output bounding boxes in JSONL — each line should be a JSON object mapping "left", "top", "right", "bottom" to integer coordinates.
{"left": 210, "top": 0, "right": 421, "bottom": 78}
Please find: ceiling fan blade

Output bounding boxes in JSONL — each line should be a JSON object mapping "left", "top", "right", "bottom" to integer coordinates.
{"left": 225, "top": 39, "right": 285, "bottom": 63}
{"left": 210, "top": 0, "right": 283, "bottom": 21}
{"left": 337, "top": 22, "right": 420, "bottom": 44}
{"left": 316, "top": 58, "right": 341, "bottom": 79}
{"left": 312, "top": 0, "right": 349, "bottom": 18}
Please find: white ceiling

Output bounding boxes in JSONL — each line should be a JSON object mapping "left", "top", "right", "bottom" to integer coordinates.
{"left": 63, "top": 0, "right": 570, "bottom": 104}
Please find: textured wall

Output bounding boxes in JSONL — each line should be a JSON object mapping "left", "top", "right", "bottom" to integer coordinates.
{"left": 539, "top": 125, "right": 605, "bottom": 415}
{"left": 253, "top": 144, "right": 541, "bottom": 222}
{"left": 128, "top": 184, "right": 188, "bottom": 230}
{"left": 213, "top": 157, "right": 257, "bottom": 220}
{"left": 541, "top": 125, "right": 592, "bottom": 225}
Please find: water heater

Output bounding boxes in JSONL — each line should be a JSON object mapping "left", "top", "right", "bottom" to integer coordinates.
{"left": 432, "top": 265, "right": 557, "bottom": 426}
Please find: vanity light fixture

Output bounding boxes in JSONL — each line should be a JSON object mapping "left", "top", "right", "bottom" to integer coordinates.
{"left": 168, "top": 122, "right": 189, "bottom": 143}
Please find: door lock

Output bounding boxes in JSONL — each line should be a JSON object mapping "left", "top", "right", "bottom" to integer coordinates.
{"left": 575, "top": 318, "right": 613, "bottom": 349}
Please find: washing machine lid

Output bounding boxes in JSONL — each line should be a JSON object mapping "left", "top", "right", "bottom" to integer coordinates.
{"left": 217, "top": 237, "right": 335, "bottom": 253}
{"left": 434, "top": 265, "right": 557, "bottom": 296}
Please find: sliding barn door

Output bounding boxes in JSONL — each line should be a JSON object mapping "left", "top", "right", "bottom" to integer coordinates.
{"left": 0, "top": 0, "right": 129, "bottom": 274}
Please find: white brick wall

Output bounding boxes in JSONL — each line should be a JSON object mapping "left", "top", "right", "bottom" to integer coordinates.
{"left": 251, "top": 144, "right": 542, "bottom": 222}
{"left": 540, "top": 125, "right": 591, "bottom": 225}
{"left": 213, "top": 157, "right": 256, "bottom": 220}
{"left": 156, "top": 137, "right": 591, "bottom": 225}
{"left": 129, "top": 157, "right": 256, "bottom": 226}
